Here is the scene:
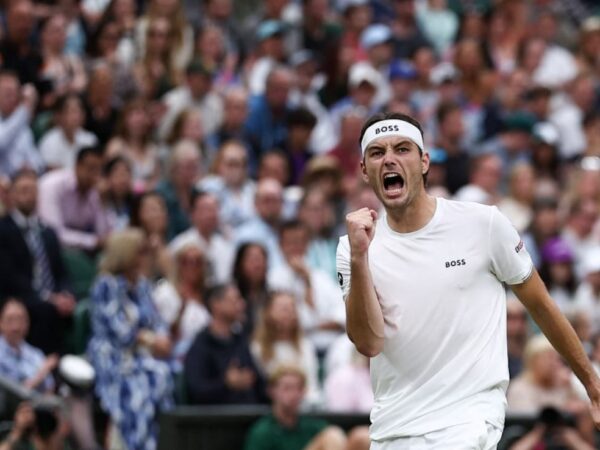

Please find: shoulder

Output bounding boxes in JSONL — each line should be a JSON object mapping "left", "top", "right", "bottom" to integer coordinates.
{"left": 440, "top": 198, "right": 495, "bottom": 226}
{"left": 245, "top": 415, "right": 278, "bottom": 444}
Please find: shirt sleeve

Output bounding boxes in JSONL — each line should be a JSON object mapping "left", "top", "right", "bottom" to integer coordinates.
{"left": 335, "top": 236, "right": 351, "bottom": 301}
{"left": 488, "top": 206, "right": 534, "bottom": 285}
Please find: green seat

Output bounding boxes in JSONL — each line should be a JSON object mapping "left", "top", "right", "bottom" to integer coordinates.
{"left": 62, "top": 248, "right": 97, "bottom": 301}
{"left": 174, "top": 371, "right": 188, "bottom": 406}
{"left": 64, "top": 297, "right": 92, "bottom": 355}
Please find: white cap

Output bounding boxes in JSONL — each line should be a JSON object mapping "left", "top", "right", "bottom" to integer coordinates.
{"left": 59, "top": 355, "right": 95, "bottom": 389}
{"left": 360, "top": 24, "right": 392, "bottom": 49}
{"left": 349, "top": 62, "right": 381, "bottom": 88}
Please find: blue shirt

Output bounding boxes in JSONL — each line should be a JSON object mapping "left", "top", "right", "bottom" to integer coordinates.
{"left": 0, "top": 336, "right": 54, "bottom": 392}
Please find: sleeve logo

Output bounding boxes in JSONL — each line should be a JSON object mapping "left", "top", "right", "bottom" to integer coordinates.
{"left": 515, "top": 240, "right": 524, "bottom": 253}
{"left": 337, "top": 272, "right": 344, "bottom": 287}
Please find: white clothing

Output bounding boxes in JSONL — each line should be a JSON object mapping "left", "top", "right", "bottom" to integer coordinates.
{"left": 532, "top": 45, "right": 578, "bottom": 89}
{"left": 159, "top": 86, "right": 223, "bottom": 140}
{"left": 250, "top": 338, "right": 321, "bottom": 406}
{"left": 453, "top": 184, "right": 494, "bottom": 205}
{"left": 268, "top": 263, "right": 346, "bottom": 352}
{"left": 39, "top": 127, "right": 98, "bottom": 169}
{"left": 152, "top": 279, "right": 211, "bottom": 341}
{"left": 168, "top": 228, "right": 235, "bottom": 285}
{"left": 336, "top": 198, "right": 533, "bottom": 440}
{"left": 370, "top": 421, "right": 502, "bottom": 450}
{"left": 549, "top": 95, "right": 586, "bottom": 160}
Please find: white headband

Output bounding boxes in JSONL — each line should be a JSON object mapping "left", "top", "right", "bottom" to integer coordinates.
{"left": 360, "top": 119, "right": 424, "bottom": 155}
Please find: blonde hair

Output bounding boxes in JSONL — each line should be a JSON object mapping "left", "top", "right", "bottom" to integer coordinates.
{"left": 523, "top": 334, "right": 555, "bottom": 369}
{"left": 100, "top": 228, "right": 145, "bottom": 275}
{"left": 269, "top": 364, "right": 306, "bottom": 387}
{"left": 253, "top": 291, "right": 302, "bottom": 364}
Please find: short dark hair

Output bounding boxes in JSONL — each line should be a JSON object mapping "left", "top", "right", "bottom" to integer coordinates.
{"left": 204, "top": 283, "right": 232, "bottom": 313}
{"left": 102, "top": 155, "right": 131, "bottom": 177}
{"left": 359, "top": 112, "right": 428, "bottom": 186}
{"left": 76, "top": 146, "right": 104, "bottom": 165}
{"left": 190, "top": 189, "right": 216, "bottom": 211}
{"left": 53, "top": 93, "right": 83, "bottom": 114}
{"left": 279, "top": 219, "right": 308, "bottom": 240}
{"left": 436, "top": 101, "right": 461, "bottom": 126}
{"left": 287, "top": 107, "right": 317, "bottom": 129}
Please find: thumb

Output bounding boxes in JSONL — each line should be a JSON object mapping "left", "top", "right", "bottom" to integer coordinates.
{"left": 370, "top": 209, "right": 378, "bottom": 221}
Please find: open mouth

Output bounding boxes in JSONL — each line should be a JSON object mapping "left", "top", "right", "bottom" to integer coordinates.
{"left": 383, "top": 172, "right": 405, "bottom": 192}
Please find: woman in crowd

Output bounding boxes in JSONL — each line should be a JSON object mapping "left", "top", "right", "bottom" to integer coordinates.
{"left": 130, "top": 192, "right": 173, "bottom": 281}
{"left": 153, "top": 241, "right": 210, "bottom": 366}
{"left": 232, "top": 242, "right": 269, "bottom": 334}
{"left": 251, "top": 291, "right": 321, "bottom": 406}
{"left": 38, "top": 13, "right": 87, "bottom": 110}
{"left": 100, "top": 156, "right": 134, "bottom": 231}
{"left": 106, "top": 98, "right": 161, "bottom": 191}
{"left": 88, "top": 228, "right": 173, "bottom": 450}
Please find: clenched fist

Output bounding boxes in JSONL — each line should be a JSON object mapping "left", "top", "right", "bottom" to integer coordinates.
{"left": 346, "top": 208, "right": 378, "bottom": 256}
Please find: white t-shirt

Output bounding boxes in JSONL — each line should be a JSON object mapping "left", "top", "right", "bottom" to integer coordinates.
{"left": 39, "top": 127, "right": 98, "bottom": 169}
{"left": 336, "top": 197, "right": 533, "bottom": 440}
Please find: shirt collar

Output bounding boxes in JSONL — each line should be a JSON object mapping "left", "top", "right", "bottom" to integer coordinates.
{"left": 11, "top": 209, "right": 40, "bottom": 230}
{"left": 0, "top": 336, "right": 24, "bottom": 356}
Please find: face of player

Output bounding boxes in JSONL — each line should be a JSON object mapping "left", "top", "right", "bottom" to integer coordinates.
{"left": 361, "top": 135, "right": 429, "bottom": 212}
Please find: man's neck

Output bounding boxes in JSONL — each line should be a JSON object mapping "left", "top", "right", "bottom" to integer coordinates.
{"left": 386, "top": 193, "right": 437, "bottom": 234}
{"left": 273, "top": 405, "right": 298, "bottom": 429}
{"left": 209, "top": 319, "right": 232, "bottom": 339}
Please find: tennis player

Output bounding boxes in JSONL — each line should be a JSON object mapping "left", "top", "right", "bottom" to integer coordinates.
{"left": 336, "top": 112, "right": 600, "bottom": 449}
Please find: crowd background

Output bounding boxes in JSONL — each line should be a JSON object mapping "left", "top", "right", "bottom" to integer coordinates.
{"left": 0, "top": 0, "right": 599, "bottom": 449}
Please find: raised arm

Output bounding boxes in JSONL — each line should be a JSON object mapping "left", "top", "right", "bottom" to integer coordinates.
{"left": 511, "top": 270, "right": 600, "bottom": 427}
{"left": 340, "top": 208, "right": 385, "bottom": 357}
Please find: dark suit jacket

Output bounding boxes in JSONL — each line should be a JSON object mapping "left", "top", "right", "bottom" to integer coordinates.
{"left": 0, "top": 214, "right": 70, "bottom": 305}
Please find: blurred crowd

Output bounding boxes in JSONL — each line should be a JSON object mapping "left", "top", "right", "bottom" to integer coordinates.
{"left": 0, "top": 0, "right": 598, "bottom": 449}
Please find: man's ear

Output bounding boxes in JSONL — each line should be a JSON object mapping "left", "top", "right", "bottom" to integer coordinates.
{"left": 360, "top": 160, "right": 369, "bottom": 183}
{"left": 421, "top": 151, "right": 430, "bottom": 174}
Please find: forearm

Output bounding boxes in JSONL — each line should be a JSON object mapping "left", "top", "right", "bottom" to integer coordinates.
{"left": 519, "top": 274, "right": 599, "bottom": 392}
{"left": 346, "top": 254, "right": 384, "bottom": 357}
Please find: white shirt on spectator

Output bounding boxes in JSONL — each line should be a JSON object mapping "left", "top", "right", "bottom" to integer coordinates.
{"left": 267, "top": 262, "right": 346, "bottom": 352}
{"left": 39, "top": 127, "right": 98, "bottom": 169}
{"left": 573, "top": 283, "right": 600, "bottom": 333}
{"left": 169, "top": 228, "right": 235, "bottom": 285}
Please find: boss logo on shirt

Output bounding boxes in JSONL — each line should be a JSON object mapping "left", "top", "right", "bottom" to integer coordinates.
{"left": 445, "top": 259, "right": 466, "bottom": 268}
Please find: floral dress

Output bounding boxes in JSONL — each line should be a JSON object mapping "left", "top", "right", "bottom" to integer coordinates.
{"left": 88, "top": 275, "right": 173, "bottom": 450}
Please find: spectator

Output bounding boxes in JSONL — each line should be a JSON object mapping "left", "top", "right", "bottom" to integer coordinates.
{"left": 88, "top": 228, "right": 173, "bottom": 450}
{"left": 39, "top": 94, "right": 98, "bottom": 170}
{"left": 390, "top": 0, "right": 430, "bottom": 60}
{"left": 539, "top": 238, "right": 578, "bottom": 313}
{"left": 358, "top": 24, "right": 394, "bottom": 106}
{"left": 205, "top": 87, "right": 251, "bottom": 169}
{"left": 0, "top": 0, "right": 41, "bottom": 86}
{"left": 100, "top": 156, "right": 134, "bottom": 231}
{"left": 244, "top": 365, "right": 370, "bottom": 450}
{"left": 416, "top": 0, "right": 458, "bottom": 57}
{"left": 153, "top": 241, "right": 210, "bottom": 364}
{"left": 573, "top": 247, "right": 600, "bottom": 333}
{"left": 156, "top": 140, "right": 203, "bottom": 239}
{"left": 0, "top": 70, "right": 43, "bottom": 176}
{"left": 130, "top": 191, "right": 172, "bottom": 281}
{"left": 38, "top": 146, "right": 110, "bottom": 253}
{"left": 106, "top": 98, "right": 160, "bottom": 190}
{"left": 199, "top": 140, "right": 256, "bottom": 232}
{"left": 0, "top": 402, "right": 69, "bottom": 450}
{"left": 298, "top": 188, "right": 338, "bottom": 282}
{"left": 135, "top": 0, "right": 194, "bottom": 74}
{"left": 561, "top": 198, "right": 599, "bottom": 277}
{"left": 235, "top": 178, "right": 286, "bottom": 270}
{"left": 324, "top": 346, "right": 373, "bottom": 413}
{"left": 247, "top": 20, "right": 289, "bottom": 96}
{"left": 164, "top": 109, "right": 205, "bottom": 167}
{"left": 283, "top": 107, "right": 317, "bottom": 185}
{"left": 160, "top": 60, "right": 223, "bottom": 141}
{"left": 251, "top": 291, "right": 321, "bottom": 406}
{"left": 522, "top": 197, "right": 562, "bottom": 269}
{"left": 184, "top": 283, "right": 267, "bottom": 405}
{"left": 82, "top": 64, "right": 120, "bottom": 147}
{"left": 435, "top": 101, "right": 469, "bottom": 194}
{"left": 498, "top": 162, "right": 536, "bottom": 233}
{"left": 507, "top": 335, "right": 582, "bottom": 416}
{"left": 37, "top": 13, "right": 87, "bottom": 110}
{"left": 244, "top": 66, "right": 293, "bottom": 166}
{"left": 0, "top": 299, "right": 56, "bottom": 393}
{"left": 0, "top": 169, "right": 75, "bottom": 354}
{"left": 232, "top": 243, "right": 270, "bottom": 334}
{"left": 454, "top": 153, "right": 503, "bottom": 205}
{"left": 507, "top": 297, "right": 530, "bottom": 380}
{"left": 268, "top": 220, "right": 345, "bottom": 354}
{"left": 169, "top": 190, "right": 235, "bottom": 285}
